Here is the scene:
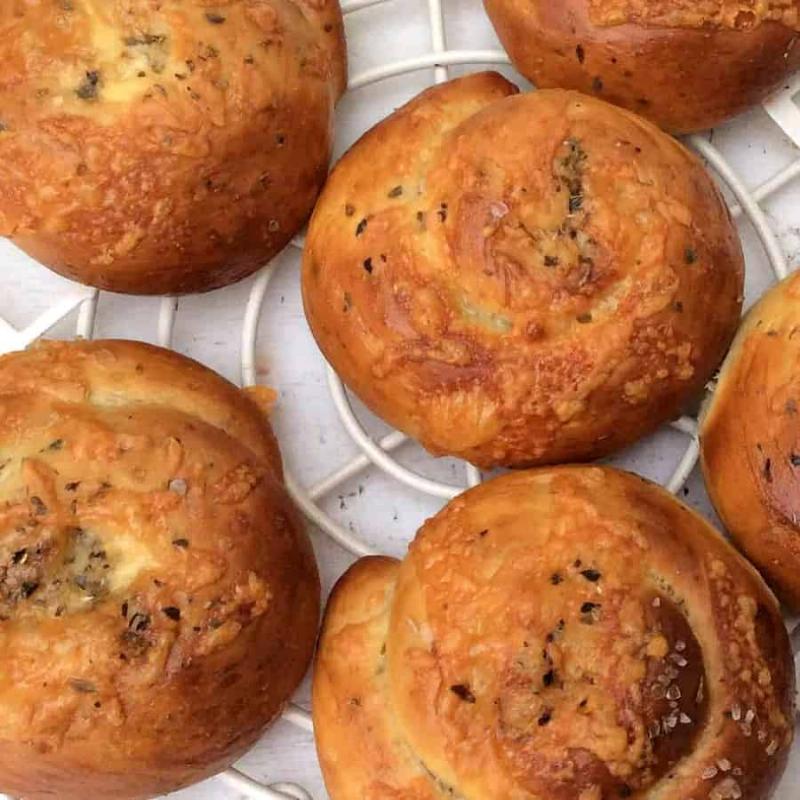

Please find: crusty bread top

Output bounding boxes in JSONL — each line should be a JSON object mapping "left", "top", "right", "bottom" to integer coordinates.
{"left": 0, "top": 340, "right": 319, "bottom": 799}
{"left": 314, "top": 467, "right": 794, "bottom": 800}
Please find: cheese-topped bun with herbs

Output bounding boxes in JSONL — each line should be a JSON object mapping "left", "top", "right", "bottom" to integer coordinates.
{"left": 302, "top": 73, "right": 744, "bottom": 469}
{"left": 483, "top": 0, "right": 800, "bottom": 133}
{"left": 0, "top": 0, "right": 346, "bottom": 294}
{"left": 314, "top": 467, "right": 795, "bottom": 800}
{"left": 702, "top": 270, "right": 800, "bottom": 611}
{"left": 0, "top": 340, "right": 319, "bottom": 800}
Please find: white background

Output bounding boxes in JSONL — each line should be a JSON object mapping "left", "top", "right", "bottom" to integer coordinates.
{"left": 1, "top": 0, "right": 799, "bottom": 797}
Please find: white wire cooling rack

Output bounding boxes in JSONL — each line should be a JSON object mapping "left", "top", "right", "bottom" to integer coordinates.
{"left": 2, "top": 1, "right": 800, "bottom": 797}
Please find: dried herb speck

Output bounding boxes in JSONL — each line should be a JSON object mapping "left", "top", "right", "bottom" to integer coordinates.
{"left": 684, "top": 248, "right": 697, "bottom": 265}
{"left": 581, "top": 602, "right": 601, "bottom": 624}
{"left": 172, "top": 538, "right": 190, "bottom": 548}
{"left": 205, "top": 11, "right": 226, "bottom": 23}
{"left": 30, "top": 496, "right": 47, "bottom": 516}
{"left": 538, "top": 708, "right": 552, "bottom": 726}
{"left": 76, "top": 70, "right": 101, "bottom": 101}
{"left": 69, "top": 678, "right": 96, "bottom": 693}
{"left": 124, "top": 33, "right": 166, "bottom": 46}
{"left": 450, "top": 684, "right": 476, "bottom": 703}
{"left": 388, "top": 185, "right": 403, "bottom": 198}
{"left": 544, "top": 255, "right": 559, "bottom": 267}
{"left": 592, "top": 76, "right": 604, "bottom": 92}
{"left": 580, "top": 568, "right": 601, "bottom": 582}
{"left": 355, "top": 218, "right": 368, "bottom": 236}
{"left": 763, "top": 458, "right": 773, "bottom": 483}
{"left": 550, "top": 573, "right": 563, "bottom": 586}
{"left": 128, "top": 612, "right": 151, "bottom": 632}
{"left": 576, "top": 44, "right": 585, "bottom": 64}
{"left": 162, "top": 606, "right": 181, "bottom": 621}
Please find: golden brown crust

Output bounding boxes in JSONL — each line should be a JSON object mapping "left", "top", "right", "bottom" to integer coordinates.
{"left": 314, "top": 467, "right": 795, "bottom": 800}
{"left": 313, "top": 556, "right": 450, "bottom": 799}
{"left": 302, "top": 73, "right": 744, "bottom": 469}
{"left": 483, "top": 0, "right": 800, "bottom": 134}
{"left": 0, "top": 0, "right": 346, "bottom": 294}
{"left": 701, "top": 270, "right": 800, "bottom": 611}
{"left": 0, "top": 339, "right": 320, "bottom": 799}
{"left": 588, "top": 0, "right": 800, "bottom": 28}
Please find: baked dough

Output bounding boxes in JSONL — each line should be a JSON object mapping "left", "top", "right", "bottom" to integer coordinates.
{"left": 0, "top": 339, "right": 319, "bottom": 799}
{"left": 702, "top": 269, "right": 800, "bottom": 611}
{"left": 0, "top": 0, "right": 346, "bottom": 294}
{"left": 314, "top": 466, "right": 795, "bottom": 800}
{"left": 483, "top": 0, "right": 800, "bottom": 133}
{"left": 302, "top": 73, "right": 744, "bottom": 469}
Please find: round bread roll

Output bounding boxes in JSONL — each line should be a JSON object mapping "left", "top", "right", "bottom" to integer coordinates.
{"left": 701, "top": 270, "right": 800, "bottom": 611}
{"left": 314, "top": 467, "right": 795, "bottom": 800}
{"left": 483, "top": 0, "right": 800, "bottom": 134}
{"left": 302, "top": 73, "right": 744, "bottom": 469}
{"left": 0, "top": 0, "right": 346, "bottom": 295}
{"left": 0, "top": 339, "right": 319, "bottom": 799}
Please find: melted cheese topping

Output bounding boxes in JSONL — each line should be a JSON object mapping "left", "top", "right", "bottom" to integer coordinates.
{"left": 589, "top": 0, "right": 800, "bottom": 29}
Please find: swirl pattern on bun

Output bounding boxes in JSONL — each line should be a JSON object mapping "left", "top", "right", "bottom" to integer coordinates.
{"left": 302, "top": 73, "right": 744, "bottom": 468}
{"left": 314, "top": 467, "right": 794, "bottom": 800}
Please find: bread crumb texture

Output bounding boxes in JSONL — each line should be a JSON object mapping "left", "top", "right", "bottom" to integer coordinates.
{"left": 589, "top": 0, "right": 800, "bottom": 29}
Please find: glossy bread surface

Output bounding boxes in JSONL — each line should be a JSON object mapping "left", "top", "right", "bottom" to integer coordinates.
{"left": 302, "top": 74, "right": 744, "bottom": 468}
{"left": 702, "top": 270, "right": 800, "bottom": 611}
{"left": 0, "top": 340, "right": 319, "bottom": 799}
{"left": 484, "top": 0, "right": 800, "bottom": 133}
{"left": 314, "top": 467, "right": 795, "bottom": 800}
{"left": 0, "top": 0, "right": 346, "bottom": 294}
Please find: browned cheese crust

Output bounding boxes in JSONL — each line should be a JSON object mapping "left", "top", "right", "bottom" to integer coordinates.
{"left": 483, "top": 0, "right": 800, "bottom": 134}
{"left": 0, "top": 339, "right": 319, "bottom": 799}
{"left": 0, "top": 0, "right": 346, "bottom": 294}
{"left": 302, "top": 74, "right": 744, "bottom": 469}
{"left": 701, "top": 269, "right": 800, "bottom": 611}
{"left": 314, "top": 467, "right": 795, "bottom": 800}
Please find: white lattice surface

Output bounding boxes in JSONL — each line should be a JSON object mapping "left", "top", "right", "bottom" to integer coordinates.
{"left": 1, "top": 1, "right": 800, "bottom": 797}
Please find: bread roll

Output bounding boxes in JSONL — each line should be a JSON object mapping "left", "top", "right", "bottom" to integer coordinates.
{"left": 314, "top": 467, "right": 794, "bottom": 800}
{"left": 302, "top": 73, "right": 744, "bottom": 469}
{"left": 0, "top": 0, "right": 346, "bottom": 294}
{"left": 701, "top": 270, "right": 800, "bottom": 611}
{"left": 0, "top": 339, "right": 319, "bottom": 799}
{"left": 483, "top": 0, "right": 800, "bottom": 134}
